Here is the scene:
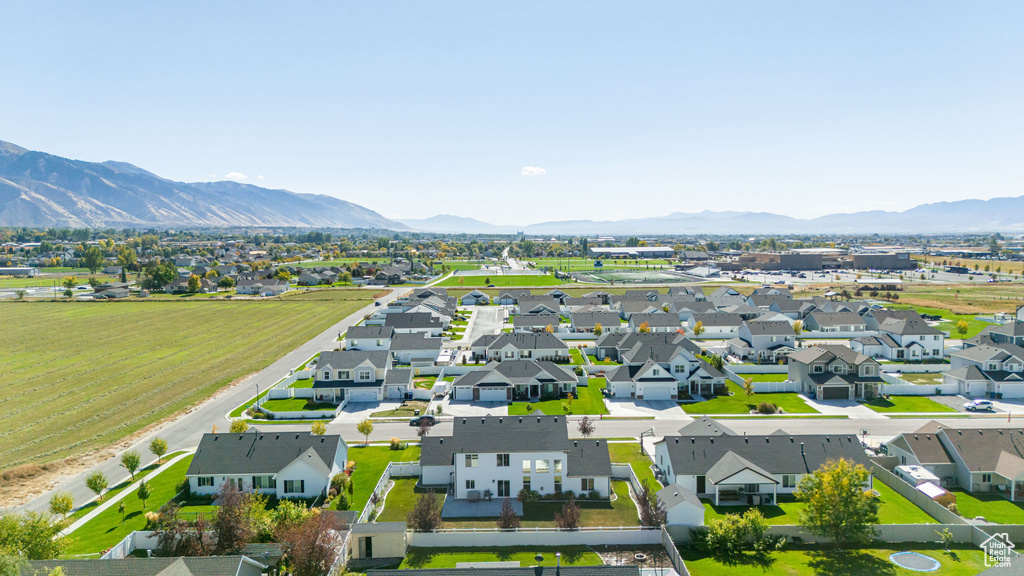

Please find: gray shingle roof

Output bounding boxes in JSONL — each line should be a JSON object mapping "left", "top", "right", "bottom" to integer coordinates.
{"left": 630, "top": 312, "right": 682, "bottom": 328}
{"left": 318, "top": 349, "right": 390, "bottom": 371}
{"left": 384, "top": 313, "right": 444, "bottom": 329}
{"left": 391, "top": 332, "right": 443, "bottom": 351}
{"left": 657, "top": 433, "right": 868, "bottom": 476}
{"left": 941, "top": 427, "right": 1024, "bottom": 472}
{"left": 571, "top": 311, "right": 621, "bottom": 328}
{"left": 486, "top": 332, "right": 568, "bottom": 351}
{"left": 347, "top": 325, "right": 395, "bottom": 340}
{"left": 743, "top": 320, "right": 794, "bottom": 336}
{"left": 28, "top": 557, "right": 265, "bottom": 576}
{"left": 187, "top": 432, "right": 342, "bottom": 476}
{"left": 657, "top": 483, "right": 702, "bottom": 509}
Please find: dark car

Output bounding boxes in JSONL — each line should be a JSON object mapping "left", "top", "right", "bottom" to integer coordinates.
{"left": 487, "top": 284, "right": 495, "bottom": 287}
{"left": 374, "top": 301, "right": 382, "bottom": 306}
{"left": 410, "top": 415, "right": 437, "bottom": 426}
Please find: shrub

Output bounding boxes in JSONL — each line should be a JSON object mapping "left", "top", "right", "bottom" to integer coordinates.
{"left": 389, "top": 437, "right": 402, "bottom": 450}
{"left": 756, "top": 402, "right": 778, "bottom": 415}
{"left": 333, "top": 491, "right": 350, "bottom": 511}
{"left": 589, "top": 490, "right": 601, "bottom": 500}
{"left": 517, "top": 488, "right": 541, "bottom": 503}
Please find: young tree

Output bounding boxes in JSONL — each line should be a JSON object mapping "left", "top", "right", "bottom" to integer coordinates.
{"left": 955, "top": 319, "right": 970, "bottom": 340}
{"left": 121, "top": 450, "right": 141, "bottom": 481}
{"left": 187, "top": 274, "right": 201, "bottom": 294}
{"left": 229, "top": 419, "right": 249, "bottom": 433}
{"left": 554, "top": 494, "right": 581, "bottom": 530}
{"left": 149, "top": 437, "right": 168, "bottom": 464}
{"left": 742, "top": 377, "right": 755, "bottom": 401}
{"left": 218, "top": 275, "right": 236, "bottom": 289}
{"left": 637, "top": 321, "right": 651, "bottom": 333}
{"left": 61, "top": 276, "right": 78, "bottom": 290}
{"left": 577, "top": 415, "right": 595, "bottom": 438}
{"left": 692, "top": 321, "right": 706, "bottom": 338}
{"left": 311, "top": 421, "right": 327, "bottom": 436}
{"left": 118, "top": 501, "right": 126, "bottom": 524}
{"left": 796, "top": 458, "right": 878, "bottom": 548}
{"left": 85, "top": 472, "right": 108, "bottom": 502}
{"left": 279, "top": 512, "right": 342, "bottom": 576}
{"left": 496, "top": 498, "right": 521, "bottom": 529}
{"left": 0, "top": 511, "right": 66, "bottom": 559}
{"left": 48, "top": 492, "right": 73, "bottom": 520}
{"left": 417, "top": 421, "right": 431, "bottom": 439}
{"left": 62, "top": 288, "right": 73, "bottom": 299}
{"left": 407, "top": 491, "right": 443, "bottom": 532}
{"left": 792, "top": 320, "right": 803, "bottom": 335}
{"left": 14, "top": 289, "right": 26, "bottom": 300}
{"left": 636, "top": 481, "right": 667, "bottom": 527}
{"left": 214, "top": 481, "right": 253, "bottom": 554}
{"left": 593, "top": 323, "right": 603, "bottom": 336}
{"left": 565, "top": 392, "right": 575, "bottom": 413}
{"left": 357, "top": 418, "right": 374, "bottom": 444}
{"left": 137, "top": 480, "right": 152, "bottom": 510}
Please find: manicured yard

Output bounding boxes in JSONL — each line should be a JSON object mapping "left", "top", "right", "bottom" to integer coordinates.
{"left": 443, "top": 480, "right": 639, "bottom": 528}
{"left": 608, "top": 442, "right": 657, "bottom": 488}
{"left": 507, "top": 384, "right": 608, "bottom": 416}
{"left": 894, "top": 372, "right": 944, "bottom": 385}
{"left": 64, "top": 455, "right": 194, "bottom": 556}
{"left": 288, "top": 377, "right": 314, "bottom": 388}
{"left": 68, "top": 450, "right": 187, "bottom": 522}
{"left": 569, "top": 348, "right": 587, "bottom": 365}
{"left": 682, "top": 546, "right": 986, "bottom": 576}
{"left": 590, "top": 356, "right": 621, "bottom": 365}
{"left": 863, "top": 396, "right": 956, "bottom": 413}
{"left": 745, "top": 373, "right": 790, "bottom": 383}
{"left": 347, "top": 445, "right": 422, "bottom": 512}
{"left": 949, "top": 488, "right": 1024, "bottom": 523}
{"left": 682, "top": 382, "right": 817, "bottom": 415}
{"left": 370, "top": 400, "right": 429, "bottom": 418}
{"left": 401, "top": 546, "right": 602, "bottom": 569}
{"left": 259, "top": 398, "right": 337, "bottom": 412}
{"left": 437, "top": 274, "right": 562, "bottom": 287}
{"left": 230, "top": 389, "right": 272, "bottom": 418}
{"left": 413, "top": 376, "right": 437, "bottom": 389}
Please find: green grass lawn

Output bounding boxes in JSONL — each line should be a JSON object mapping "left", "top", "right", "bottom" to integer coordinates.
{"left": 569, "top": 348, "right": 586, "bottom": 365}
{"left": 444, "top": 481, "right": 638, "bottom": 528}
{"left": 347, "top": 445, "right": 422, "bottom": 512}
{"left": 507, "top": 384, "right": 608, "bottom": 416}
{"left": 413, "top": 376, "right": 436, "bottom": 389}
{"left": 949, "top": 488, "right": 1024, "bottom": 523}
{"left": 863, "top": 396, "right": 956, "bottom": 413}
{"left": 288, "top": 377, "right": 314, "bottom": 388}
{"left": 230, "top": 389, "right": 272, "bottom": 418}
{"left": 608, "top": 442, "right": 657, "bottom": 488}
{"left": 68, "top": 450, "right": 187, "bottom": 522}
{"left": 259, "top": 398, "right": 337, "bottom": 412}
{"left": 400, "top": 546, "right": 602, "bottom": 570}
{"left": 437, "top": 274, "right": 562, "bottom": 287}
{"left": 682, "top": 382, "right": 817, "bottom": 415}
{"left": 682, "top": 546, "right": 986, "bottom": 576}
{"left": 874, "top": 481, "right": 938, "bottom": 524}
{"left": 591, "top": 356, "right": 621, "bottom": 365}
{"left": 64, "top": 455, "right": 194, "bottom": 556}
{"left": 0, "top": 298, "right": 373, "bottom": 473}
{"left": 892, "top": 304, "right": 993, "bottom": 339}
{"left": 744, "top": 373, "right": 790, "bottom": 383}
{"left": 370, "top": 401, "right": 429, "bottom": 418}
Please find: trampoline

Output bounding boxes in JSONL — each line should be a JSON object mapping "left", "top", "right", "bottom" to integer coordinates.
{"left": 889, "top": 552, "right": 941, "bottom": 572}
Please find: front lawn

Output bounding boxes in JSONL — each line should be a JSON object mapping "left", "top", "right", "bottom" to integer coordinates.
{"left": 370, "top": 400, "right": 429, "bottom": 418}
{"left": 444, "top": 480, "right": 639, "bottom": 528}
{"left": 259, "top": 398, "right": 337, "bottom": 412}
{"left": 569, "top": 348, "right": 586, "bottom": 365}
{"left": 347, "top": 445, "right": 422, "bottom": 512}
{"left": 401, "top": 546, "right": 602, "bottom": 570}
{"left": 682, "top": 382, "right": 817, "bottom": 415}
{"left": 608, "top": 442, "right": 657, "bottom": 488}
{"left": 64, "top": 455, "right": 194, "bottom": 555}
{"left": 949, "top": 488, "right": 1024, "bottom": 524}
{"left": 863, "top": 396, "right": 956, "bottom": 413}
{"left": 68, "top": 451, "right": 187, "bottom": 522}
{"left": 682, "top": 546, "right": 986, "bottom": 576}
{"left": 507, "top": 384, "right": 608, "bottom": 416}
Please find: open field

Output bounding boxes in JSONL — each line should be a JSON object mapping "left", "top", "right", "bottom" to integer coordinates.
{"left": 0, "top": 274, "right": 120, "bottom": 289}
{"left": 916, "top": 255, "right": 1024, "bottom": 276}
{"left": 0, "top": 298, "right": 373, "bottom": 473}
{"left": 282, "top": 288, "right": 389, "bottom": 300}
{"left": 437, "top": 274, "right": 563, "bottom": 287}
{"left": 529, "top": 257, "right": 677, "bottom": 272}
{"left": 682, "top": 545, "right": 985, "bottom": 576}
{"left": 798, "top": 282, "right": 1024, "bottom": 316}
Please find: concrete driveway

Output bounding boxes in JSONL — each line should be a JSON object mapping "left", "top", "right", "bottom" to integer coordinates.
{"left": 604, "top": 398, "right": 686, "bottom": 419}
{"left": 430, "top": 397, "right": 508, "bottom": 417}
{"left": 801, "top": 397, "right": 888, "bottom": 419}
{"left": 334, "top": 400, "right": 402, "bottom": 422}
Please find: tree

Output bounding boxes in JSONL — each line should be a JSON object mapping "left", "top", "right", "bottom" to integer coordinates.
{"left": 0, "top": 511, "right": 65, "bottom": 559}
{"left": 218, "top": 275, "right": 236, "bottom": 289}
{"left": 117, "top": 246, "right": 137, "bottom": 270}
{"left": 85, "top": 472, "right": 108, "bottom": 502}
{"left": 955, "top": 319, "right": 970, "bottom": 340}
{"left": 279, "top": 512, "right": 342, "bottom": 576}
{"left": 229, "top": 420, "right": 249, "bottom": 433}
{"left": 118, "top": 501, "right": 126, "bottom": 524}
{"left": 417, "top": 421, "right": 431, "bottom": 439}
{"left": 149, "top": 437, "right": 168, "bottom": 464}
{"left": 357, "top": 418, "right": 374, "bottom": 444}
{"left": 636, "top": 480, "right": 667, "bottom": 527}
{"left": 187, "top": 274, "right": 201, "bottom": 294}
{"left": 14, "top": 290, "right": 25, "bottom": 300}
{"left": 214, "top": 481, "right": 253, "bottom": 554}
{"left": 82, "top": 247, "right": 104, "bottom": 273}
{"left": 742, "top": 377, "right": 755, "bottom": 401}
{"left": 792, "top": 320, "right": 803, "bottom": 335}
{"left": 593, "top": 323, "right": 603, "bottom": 336}
{"left": 61, "top": 276, "right": 77, "bottom": 290}
{"left": 48, "top": 492, "right": 73, "bottom": 520}
{"left": 311, "top": 421, "right": 327, "bottom": 436}
{"left": 137, "top": 480, "right": 152, "bottom": 509}
{"left": 407, "top": 491, "right": 443, "bottom": 532}
{"left": 554, "top": 494, "right": 581, "bottom": 530}
{"left": 0, "top": 549, "right": 27, "bottom": 576}
{"left": 496, "top": 498, "right": 521, "bottom": 529}
{"left": 62, "top": 288, "right": 73, "bottom": 299}
{"left": 796, "top": 458, "right": 878, "bottom": 548}
{"left": 577, "top": 415, "right": 595, "bottom": 438}
{"left": 154, "top": 502, "right": 213, "bottom": 556}
{"left": 698, "top": 509, "right": 779, "bottom": 558}
{"left": 121, "top": 450, "right": 141, "bottom": 481}
{"left": 692, "top": 321, "right": 705, "bottom": 338}
{"left": 564, "top": 392, "right": 575, "bottom": 413}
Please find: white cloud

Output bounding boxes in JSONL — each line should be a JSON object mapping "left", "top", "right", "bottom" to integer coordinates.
{"left": 521, "top": 166, "right": 546, "bottom": 176}
{"left": 257, "top": 175, "right": 265, "bottom": 180}
{"left": 225, "top": 171, "right": 247, "bottom": 180}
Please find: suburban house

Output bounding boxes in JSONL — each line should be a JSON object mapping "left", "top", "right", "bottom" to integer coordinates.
{"left": 469, "top": 332, "right": 570, "bottom": 363}
{"left": 615, "top": 300, "right": 665, "bottom": 321}
{"left": 512, "top": 313, "right": 560, "bottom": 333}
{"left": 92, "top": 282, "right": 131, "bottom": 299}
{"left": 186, "top": 432, "right": 347, "bottom": 499}
{"left": 686, "top": 313, "right": 743, "bottom": 338}
{"left": 861, "top": 309, "right": 923, "bottom": 330}
{"left": 605, "top": 334, "right": 725, "bottom": 398}
{"left": 654, "top": 430, "right": 871, "bottom": 505}
{"left": 163, "top": 276, "right": 216, "bottom": 294}
{"left": 459, "top": 289, "right": 491, "bottom": 306}
{"left": 236, "top": 278, "right": 289, "bottom": 296}
{"left": 605, "top": 360, "right": 679, "bottom": 400}
{"left": 497, "top": 289, "right": 533, "bottom": 306}
{"left": 516, "top": 297, "right": 561, "bottom": 316}
{"left": 886, "top": 423, "right": 1024, "bottom": 500}
{"left": 970, "top": 321, "right": 1024, "bottom": 348}
{"left": 787, "top": 345, "right": 883, "bottom": 400}
{"left": 389, "top": 332, "right": 443, "bottom": 366}
{"left": 420, "top": 416, "right": 613, "bottom": 500}
{"left": 383, "top": 312, "right": 446, "bottom": 336}
{"left": 850, "top": 317, "right": 944, "bottom": 361}
{"left": 594, "top": 331, "right": 701, "bottom": 362}
{"left": 345, "top": 326, "right": 396, "bottom": 351}
{"left": 946, "top": 343, "right": 1024, "bottom": 398}
{"left": 570, "top": 311, "right": 624, "bottom": 334}
{"left": 803, "top": 311, "right": 868, "bottom": 333}
{"left": 628, "top": 312, "right": 683, "bottom": 333}
{"left": 312, "top": 350, "right": 412, "bottom": 402}
{"left": 726, "top": 320, "right": 797, "bottom": 363}
{"left": 450, "top": 360, "right": 578, "bottom": 401}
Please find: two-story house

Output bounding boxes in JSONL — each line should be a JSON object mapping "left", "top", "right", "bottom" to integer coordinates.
{"left": 945, "top": 343, "right": 1024, "bottom": 398}
{"left": 345, "top": 326, "right": 395, "bottom": 351}
{"left": 726, "top": 320, "right": 797, "bottom": 363}
{"left": 312, "top": 350, "right": 412, "bottom": 402}
{"left": 851, "top": 317, "right": 944, "bottom": 361}
{"left": 787, "top": 345, "right": 883, "bottom": 400}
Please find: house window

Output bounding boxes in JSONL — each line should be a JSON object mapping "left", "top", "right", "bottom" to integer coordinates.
{"left": 523, "top": 460, "right": 532, "bottom": 473}
{"left": 358, "top": 370, "right": 372, "bottom": 381}
{"left": 340, "top": 370, "right": 351, "bottom": 380}
{"left": 982, "top": 474, "right": 992, "bottom": 483}
{"left": 505, "top": 351, "right": 515, "bottom": 358}
{"left": 536, "top": 460, "right": 550, "bottom": 473}
{"left": 377, "top": 339, "right": 384, "bottom": 346}
{"left": 497, "top": 454, "right": 510, "bottom": 467}
{"left": 554, "top": 460, "right": 563, "bottom": 473}
{"left": 323, "top": 370, "right": 331, "bottom": 380}
{"left": 237, "top": 478, "right": 244, "bottom": 491}
{"left": 782, "top": 475, "right": 797, "bottom": 488}
{"left": 831, "top": 364, "right": 845, "bottom": 374}
{"left": 674, "top": 365, "right": 686, "bottom": 373}
{"left": 812, "top": 365, "right": 824, "bottom": 373}
{"left": 350, "top": 340, "right": 359, "bottom": 348}
{"left": 744, "top": 483, "right": 758, "bottom": 493}
{"left": 988, "top": 363, "right": 999, "bottom": 371}
{"left": 554, "top": 476, "right": 562, "bottom": 492}
{"left": 581, "top": 478, "right": 595, "bottom": 491}
{"left": 653, "top": 369, "right": 660, "bottom": 376}
{"left": 465, "top": 454, "right": 479, "bottom": 468}
{"left": 197, "top": 476, "right": 214, "bottom": 487}
{"left": 523, "top": 476, "right": 531, "bottom": 491}
{"left": 466, "top": 480, "right": 476, "bottom": 490}
{"left": 284, "top": 480, "right": 304, "bottom": 494}
{"left": 498, "top": 480, "right": 511, "bottom": 497}
{"left": 862, "top": 366, "right": 874, "bottom": 376}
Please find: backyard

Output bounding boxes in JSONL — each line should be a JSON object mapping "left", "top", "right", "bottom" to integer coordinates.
{"left": 681, "top": 545, "right": 986, "bottom": 576}
{"left": 608, "top": 442, "right": 658, "bottom": 488}
{"left": 949, "top": 489, "right": 1024, "bottom": 524}
{"left": 863, "top": 396, "right": 957, "bottom": 413}
{"left": 0, "top": 297, "right": 374, "bottom": 483}
{"left": 893, "top": 372, "right": 944, "bottom": 385}
{"left": 346, "top": 445, "right": 423, "bottom": 512}
{"left": 507, "top": 382, "right": 609, "bottom": 416}
{"left": 682, "top": 382, "right": 818, "bottom": 415}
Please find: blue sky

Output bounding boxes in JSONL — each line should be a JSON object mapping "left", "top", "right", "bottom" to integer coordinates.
{"left": 1, "top": 1, "right": 1021, "bottom": 225}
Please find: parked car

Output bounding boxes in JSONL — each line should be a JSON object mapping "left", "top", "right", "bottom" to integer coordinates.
{"left": 374, "top": 301, "right": 382, "bottom": 306}
{"left": 964, "top": 399, "right": 994, "bottom": 412}
{"left": 410, "top": 415, "right": 437, "bottom": 426}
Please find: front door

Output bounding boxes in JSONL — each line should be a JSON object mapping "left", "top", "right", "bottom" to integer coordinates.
{"left": 530, "top": 384, "right": 539, "bottom": 397}
{"left": 359, "top": 537, "right": 373, "bottom": 558}
{"left": 498, "top": 480, "right": 511, "bottom": 497}
{"left": 696, "top": 476, "right": 706, "bottom": 494}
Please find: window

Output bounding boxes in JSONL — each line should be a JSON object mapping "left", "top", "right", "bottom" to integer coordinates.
{"left": 498, "top": 480, "right": 511, "bottom": 497}
{"left": 197, "top": 476, "right": 214, "bottom": 487}
{"left": 674, "top": 365, "right": 686, "bottom": 373}
{"left": 581, "top": 478, "right": 594, "bottom": 491}
{"left": 782, "top": 475, "right": 797, "bottom": 488}
{"left": 988, "top": 363, "right": 999, "bottom": 371}
{"left": 350, "top": 340, "right": 359, "bottom": 347}
{"left": 284, "top": 480, "right": 305, "bottom": 494}
{"left": 535, "top": 460, "right": 550, "bottom": 473}
{"left": 323, "top": 370, "right": 331, "bottom": 380}
{"left": 523, "top": 460, "right": 532, "bottom": 473}
{"left": 358, "top": 370, "right": 372, "bottom": 381}
{"left": 862, "top": 366, "right": 874, "bottom": 376}
{"left": 652, "top": 369, "right": 660, "bottom": 376}
{"left": 744, "top": 483, "right": 758, "bottom": 493}
{"left": 465, "top": 454, "right": 479, "bottom": 468}
{"left": 497, "top": 454, "right": 510, "bottom": 467}
{"left": 982, "top": 474, "right": 993, "bottom": 483}
{"left": 831, "top": 364, "right": 845, "bottom": 374}
{"left": 466, "top": 480, "right": 476, "bottom": 490}
{"left": 505, "top": 351, "right": 515, "bottom": 358}
{"left": 554, "top": 460, "right": 563, "bottom": 473}
{"left": 812, "top": 365, "right": 824, "bottom": 373}
{"left": 523, "top": 476, "right": 531, "bottom": 491}
{"left": 377, "top": 339, "right": 384, "bottom": 346}
{"left": 554, "top": 476, "right": 562, "bottom": 492}
{"left": 237, "top": 478, "right": 244, "bottom": 491}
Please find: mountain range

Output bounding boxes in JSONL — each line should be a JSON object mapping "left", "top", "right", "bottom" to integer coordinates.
{"left": 0, "top": 140, "right": 407, "bottom": 230}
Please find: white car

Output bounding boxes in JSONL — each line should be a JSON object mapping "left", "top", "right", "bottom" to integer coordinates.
{"left": 964, "top": 399, "right": 994, "bottom": 412}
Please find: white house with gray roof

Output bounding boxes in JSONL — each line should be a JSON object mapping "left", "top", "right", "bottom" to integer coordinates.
{"left": 469, "top": 332, "right": 569, "bottom": 362}
{"left": 726, "top": 320, "right": 797, "bottom": 363}
{"left": 451, "top": 360, "right": 577, "bottom": 401}
{"left": 344, "top": 325, "right": 395, "bottom": 351}
{"left": 312, "top": 350, "right": 411, "bottom": 402}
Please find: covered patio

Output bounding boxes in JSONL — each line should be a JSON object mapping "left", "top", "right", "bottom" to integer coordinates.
{"left": 706, "top": 451, "right": 779, "bottom": 506}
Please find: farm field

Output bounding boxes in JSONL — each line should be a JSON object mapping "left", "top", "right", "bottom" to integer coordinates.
{"left": 283, "top": 288, "right": 388, "bottom": 301}
{"left": 0, "top": 298, "right": 373, "bottom": 474}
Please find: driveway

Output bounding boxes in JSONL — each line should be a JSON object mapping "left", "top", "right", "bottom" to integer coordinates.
{"left": 430, "top": 397, "right": 508, "bottom": 417}
{"left": 453, "top": 306, "right": 503, "bottom": 348}
{"left": 800, "top": 397, "right": 888, "bottom": 419}
{"left": 333, "top": 400, "right": 402, "bottom": 422}
{"left": 604, "top": 399, "right": 686, "bottom": 419}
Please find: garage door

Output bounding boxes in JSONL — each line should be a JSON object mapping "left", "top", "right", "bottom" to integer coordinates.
{"left": 454, "top": 387, "right": 474, "bottom": 401}
{"left": 640, "top": 385, "right": 672, "bottom": 401}
{"left": 610, "top": 382, "right": 633, "bottom": 398}
{"left": 387, "top": 386, "right": 404, "bottom": 399}
{"left": 821, "top": 386, "right": 850, "bottom": 400}
{"left": 478, "top": 387, "right": 508, "bottom": 402}
{"left": 348, "top": 389, "right": 379, "bottom": 402}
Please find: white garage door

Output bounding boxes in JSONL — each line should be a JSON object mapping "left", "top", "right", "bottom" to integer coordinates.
{"left": 387, "top": 386, "right": 405, "bottom": 399}
{"left": 348, "top": 389, "right": 379, "bottom": 402}
{"left": 610, "top": 382, "right": 633, "bottom": 398}
{"left": 479, "top": 388, "right": 507, "bottom": 402}
{"left": 455, "top": 387, "right": 474, "bottom": 401}
{"left": 640, "top": 385, "right": 672, "bottom": 401}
